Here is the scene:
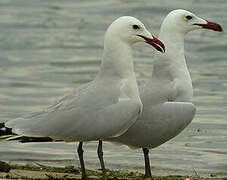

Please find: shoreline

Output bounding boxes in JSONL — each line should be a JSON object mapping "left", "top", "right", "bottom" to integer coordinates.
{"left": 0, "top": 161, "right": 227, "bottom": 180}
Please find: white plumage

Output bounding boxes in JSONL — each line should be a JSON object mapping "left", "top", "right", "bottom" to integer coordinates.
{"left": 106, "top": 9, "right": 223, "bottom": 178}
{"left": 4, "top": 16, "right": 166, "bottom": 179}
{"left": 6, "top": 16, "right": 162, "bottom": 142}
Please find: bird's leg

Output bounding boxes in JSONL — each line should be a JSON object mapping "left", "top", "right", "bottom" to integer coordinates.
{"left": 143, "top": 148, "right": 152, "bottom": 179}
{"left": 77, "top": 142, "right": 87, "bottom": 180}
{"left": 97, "top": 140, "right": 107, "bottom": 179}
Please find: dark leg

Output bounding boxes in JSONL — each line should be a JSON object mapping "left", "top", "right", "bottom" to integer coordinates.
{"left": 97, "top": 140, "right": 107, "bottom": 179}
{"left": 77, "top": 142, "right": 87, "bottom": 180}
{"left": 143, "top": 148, "right": 152, "bottom": 179}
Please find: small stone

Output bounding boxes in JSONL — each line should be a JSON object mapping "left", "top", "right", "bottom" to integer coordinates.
{"left": 64, "top": 166, "right": 79, "bottom": 173}
{"left": 185, "top": 178, "right": 193, "bottom": 180}
{"left": 26, "top": 163, "right": 35, "bottom": 168}
{"left": 97, "top": 170, "right": 103, "bottom": 175}
{"left": 0, "top": 161, "right": 11, "bottom": 172}
{"left": 210, "top": 173, "right": 217, "bottom": 177}
{"left": 3, "top": 174, "right": 10, "bottom": 178}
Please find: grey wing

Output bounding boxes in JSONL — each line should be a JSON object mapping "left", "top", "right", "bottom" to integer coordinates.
{"left": 140, "top": 102, "right": 196, "bottom": 147}
{"left": 47, "top": 82, "right": 92, "bottom": 111}
{"left": 108, "top": 102, "right": 196, "bottom": 149}
{"left": 148, "top": 102, "right": 196, "bottom": 132}
{"left": 6, "top": 81, "right": 141, "bottom": 141}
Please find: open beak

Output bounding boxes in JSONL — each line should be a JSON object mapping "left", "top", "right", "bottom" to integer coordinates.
{"left": 137, "top": 35, "right": 165, "bottom": 53}
{"left": 194, "top": 21, "right": 224, "bottom": 32}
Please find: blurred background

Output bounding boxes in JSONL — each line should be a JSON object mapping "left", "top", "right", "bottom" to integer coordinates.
{"left": 0, "top": 0, "right": 227, "bottom": 178}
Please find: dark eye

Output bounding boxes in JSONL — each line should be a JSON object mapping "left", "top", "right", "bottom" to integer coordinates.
{"left": 132, "top": 25, "right": 140, "bottom": 29}
{"left": 186, "top": 15, "right": 192, "bottom": 20}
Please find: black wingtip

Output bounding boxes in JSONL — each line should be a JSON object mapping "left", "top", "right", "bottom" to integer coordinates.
{"left": 0, "top": 123, "right": 14, "bottom": 136}
{"left": 18, "top": 136, "right": 54, "bottom": 143}
{"left": 0, "top": 123, "right": 4, "bottom": 129}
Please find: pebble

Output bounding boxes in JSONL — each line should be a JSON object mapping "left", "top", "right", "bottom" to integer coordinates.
{"left": 0, "top": 161, "right": 11, "bottom": 173}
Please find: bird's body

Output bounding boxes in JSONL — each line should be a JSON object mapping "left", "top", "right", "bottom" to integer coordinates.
{"left": 6, "top": 38, "right": 143, "bottom": 141}
{"left": 106, "top": 10, "right": 223, "bottom": 178}
{"left": 8, "top": 80, "right": 141, "bottom": 141}
{"left": 107, "top": 10, "right": 197, "bottom": 149}
{"left": 4, "top": 16, "right": 165, "bottom": 179}
{"left": 5, "top": 16, "right": 150, "bottom": 141}
{"left": 107, "top": 33, "right": 196, "bottom": 148}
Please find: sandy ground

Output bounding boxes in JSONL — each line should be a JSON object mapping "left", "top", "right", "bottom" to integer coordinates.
{"left": 1, "top": 170, "right": 226, "bottom": 180}
{"left": 0, "top": 161, "right": 226, "bottom": 180}
{"left": 0, "top": 169, "right": 86, "bottom": 179}
{"left": 0, "top": 169, "right": 105, "bottom": 179}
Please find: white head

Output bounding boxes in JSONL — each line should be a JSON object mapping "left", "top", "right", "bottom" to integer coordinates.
{"left": 161, "top": 9, "right": 223, "bottom": 34}
{"left": 105, "top": 16, "right": 165, "bottom": 53}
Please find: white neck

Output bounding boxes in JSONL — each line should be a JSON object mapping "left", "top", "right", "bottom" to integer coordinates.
{"left": 148, "top": 25, "right": 193, "bottom": 102}
{"left": 152, "top": 28, "right": 187, "bottom": 78}
{"left": 97, "top": 37, "right": 134, "bottom": 78}
{"left": 96, "top": 35, "right": 140, "bottom": 101}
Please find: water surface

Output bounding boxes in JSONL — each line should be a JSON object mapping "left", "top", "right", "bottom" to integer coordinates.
{"left": 0, "top": 0, "right": 227, "bottom": 177}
